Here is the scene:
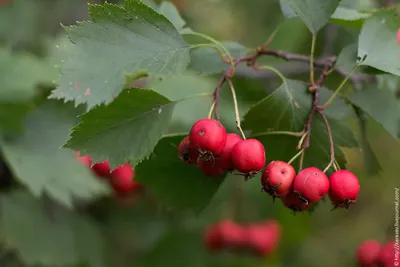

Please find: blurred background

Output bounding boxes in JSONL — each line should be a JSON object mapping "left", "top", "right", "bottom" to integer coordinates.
{"left": 0, "top": 0, "right": 399, "bottom": 266}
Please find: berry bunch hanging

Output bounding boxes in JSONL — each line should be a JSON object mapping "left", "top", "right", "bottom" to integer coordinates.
{"left": 356, "top": 239, "right": 397, "bottom": 267}
{"left": 204, "top": 219, "right": 281, "bottom": 257}
{"left": 75, "top": 151, "right": 141, "bottom": 196}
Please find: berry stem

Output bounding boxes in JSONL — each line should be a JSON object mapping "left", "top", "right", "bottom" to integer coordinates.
{"left": 227, "top": 78, "right": 246, "bottom": 140}
{"left": 298, "top": 150, "right": 305, "bottom": 171}
{"left": 208, "top": 101, "right": 216, "bottom": 119}
{"left": 190, "top": 43, "right": 230, "bottom": 64}
{"left": 317, "top": 109, "right": 335, "bottom": 173}
{"left": 251, "top": 130, "right": 304, "bottom": 138}
{"left": 288, "top": 149, "right": 305, "bottom": 165}
{"left": 257, "top": 24, "right": 282, "bottom": 51}
{"left": 334, "top": 159, "right": 341, "bottom": 170}
{"left": 296, "top": 132, "right": 308, "bottom": 150}
{"left": 253, "top": 64, "right": 287, "bottom": 86}
{"left": 309, "top": 34, "right": 317, "bottom": 86}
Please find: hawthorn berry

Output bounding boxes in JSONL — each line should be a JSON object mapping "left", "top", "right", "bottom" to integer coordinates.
{"left": 75, "top": 151, "right": 92, "bottom": 167}
{"left": 282, "top": 191, "right": 311, "bottom": 212}
{"left": 329, "top": 170, "right": 360, "bottom": 209}
{"left": 204, "top": 220, "right": 246, "bottom": 252}
{"left": 356, "top": 240, "right": 381, "bottom": 267}
{"left": 178, "top": 136, "right": 198, "bottom": 164}
{"left": 189, "top": 118, "right": 227, "bottom": 163}
{"left": 215, "top": 133, "right": 242, "bottom": 171}
{"left": 199, "top": 160, "right": 225, "bottom": 176}
{"left": 378, "top": 241, "right": 396, "bottom": 267}
{"left": 231, "top": 139, "right": 266, "bottom": 180}
{"left": 110, "top": 163, "right": 140, "bottom": 195}
{"left": 261, "top": 161, "right": 296, "bottom": 199}
{"left": 247, "top": 220, "right": 281, "bottom": 256}
{"left": 397, "top": 29, "right": 400, "bottom": 45}
{"left": 292, "top": 167, "right": 329, "bottom": 204}
{"left": 92, "top": 160, "right": 111, "bottom": 178}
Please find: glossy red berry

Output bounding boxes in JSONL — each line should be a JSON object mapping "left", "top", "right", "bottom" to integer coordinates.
{"left": 356, "top": 240, "right": 381, "bottom": 267}
{"left": 247, "top": 220, "right": 281, "bottom": 256}
{"left": 199, "top": 160, "right": 225, "bottom": 176}
{"left": 189, "top": 118, "right": 227, "bottom": 161}
{"left": 231, "top": 139, "right": 266, "bottom": 180}
{"left": 215, "top": 133, "right": 242, "bottom": 171}
{"left": 378, "top": 241, "right": 396, "bottom": 267}
{"left": 92, "top": 160, "right": 111, "bottom": 178}
{"left": 110, "top": 163, "right": 140, "bottom": 195}
{"left": 329, "top": 170, "right": 360, "bottom": 209}
{"left": 292, "top": 167, "right": 329, "bottom": 203}
{"left": 282, "top": 191, "right": 311, "bottom": 212}
{"left": 178, "top": 136, "right": 198, "bottom": 164}
{"left": 261, "top": 161, "right": 295, "bottom": 199}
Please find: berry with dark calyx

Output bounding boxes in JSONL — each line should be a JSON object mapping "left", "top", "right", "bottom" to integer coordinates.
{"left": 75, "top": 151, "right": 92, "bottom": 167}
{"left": 377, "top": 241, "right": 395, "bottom": 267}
{"left": 329, "top": 170, "right": 360, "bottom": 209}
{"left": 215, "top": 133, "right": 242, "bottom": 171}
{"left": 199, "top": 160, "right": 225, "bottom": 176}
{"left": 356, "top": 240, "right": 381, "bottom": 267}
{"left": 189, "top": 118, "right": 227, "bottom": 164}
{"left": 92, "top": 160, "right": 111, "bottom": 178}
{"left": 178, "top": 136, "right": 198, "bottom": 165}
{"left": 261, "top": 161, "right": 296, "bottom": 200}
{"left": 110, "top": 163, "right": 140, "bottom": 195}
{"left": 282, "top": 191, "right": 311, "bottom": 213}
{"left": 231, "top": 138, "right": 266, "bottom": 181}
{"left": 247, "top": 220, "right": 281, "bottom": 257}
{"left": 292, "top": 167, "right": 330, "bottom": 204}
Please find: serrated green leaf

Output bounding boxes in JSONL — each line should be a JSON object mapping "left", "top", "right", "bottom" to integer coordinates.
{"left": 335, "top": 43, "right": 358, "bottom": 72}
{"left": 135, "top": 134, "right": 226, "bottom": 214}
{"left": 347, "top": 85, "right": 400, "bottom": 142}
{"left": 358, "top": 11, "right": 400, "bottom": 76}
{"left": 50, "top": 0, "right": 191, "bottom": 109}
{"left": 64, "top": 88, "right": 202, "bottom": 169}
{"left": 242, "top": 79, "right": 358, "bottom": 171}
{"left": 282, "top": 0, "right": 341, "bottom": 34}
{"left": 158, "top": 1, "right": 186, "bottom": 31}
{"left": 330, "top": 7, "right": 371, "bottom": 28}
{"left": 188, "top": 42, "right": 250, "bottom": 75}
{"left": 0, "top": 191, "right": 106, "bottom": 267}
{"left": 0, "top": 100, "right": 110, "bottom": 208}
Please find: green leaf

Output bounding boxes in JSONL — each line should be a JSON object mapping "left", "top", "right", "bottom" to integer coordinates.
{"left": 347, "top": 85, "right": 400, "bottom": 141}
{"left": 188, "top": 42, "right": 250, "bottom": 75}
{"left": 282, "top": 0, "right": 341, "bottom": 34}
{"left": 242, "top": 79, "right": 358, "bottom": 171}
{"left": 330, "top": 7, "right": 371, "bottom": 28}
{"left": 0, "top": 100, "right": 110, "bottom": 208}
{"left": 135, "top": 134, "right": 226, "bottom": 214}
{"left": 158, "top": 1, "right": 186, "bottom": 31}
{"left": 0, "top": 191, "right": 106, "bottom": 267}
{"left": 0, "top": 103, "right": 34, "bottom": 134}
{"left": 358, "top": 11, "right": 400, "bottom": 76}
{"left": 64, "top": 88, "right": 199, "bottom": 169}
{"left": 335, "top": 43, "right": 358, "bottom": 72}
{"left": 49, "top": 0, "right": 191, "bottom": 109}
{"left": 279, "top": 0, "right": 297, "bottom": 18}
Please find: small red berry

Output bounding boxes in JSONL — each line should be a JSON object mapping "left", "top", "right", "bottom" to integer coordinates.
{"left": 199, "top": 160, "right": 225, "bottom": 176}
{"left": 75, "top": 151, "right": 92, "bottom": 167}
{"left": 204, "top": 220, "right": 246, "bottom": 252}
{"left": 204, "top": 225, "right": 224, "bottom": 252}
{"left": 378, "top": 241, "right": 396, "bottom": 267}
{"left": 231, "top": 139, "right": 266, "bottom": 180}
{"left": 281, "top": 191, "right": 311, "bottom": 212}
{"left": 397, "top": 29, "right": 400, "bottom": 45}
{"left": 178, "top": 136, "right": 198, "bottom": 164}
{"left": 356, "top": 240, "right": 381, "bottom": 267}
{"left": 215, "top": 133, "right": 242, "bottom": 171}
{"left": 247, "top": 220, "right": 281, "bottom": 256}
{"left": 261, "top": 161, "right": 296, "bottom": 199}
{"left": 329, "top": 170, "right": 360, "bottom": 209}
{"left": 292, "top": 167, "right": 329, "bottom": 203}
{"left": 110, "top": 163, "right": 140, "bottom": 195}
{"left": 189, "top": 118, "right": 227, "bottom": 161}
{"left": 92, "top": 160, "right": 111, "bottom": 178}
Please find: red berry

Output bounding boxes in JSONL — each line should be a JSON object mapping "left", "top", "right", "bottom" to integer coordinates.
{"left": 281, "top": 191, "right": 311, "bottom": 212}
{"left": 92, "top": 160, "right": 111, "bottom": 178}
{"left": 356, "top": 240, "right": 381, "bottom": 267}
{"left": 189, "top": 118, "right": 227, "bottom": 160}
{"left": 231, "top": 139, "right": 266, "bottom": 179}
{"left": 215, "top": 133, "right": 242, "bottom": 171}
{"left": 199, "top": 160, "right": 225, "bottom": 176}
{"left": 397, "top": 29, "right": 400, "bottom": 45}
{"left": 329, "top": 170, "right": 360, "bottom": 209}
{"left": 204, "top": 220, "right": 246, "bottom": 252}
{"left": 378, "top": 241, "right": 396, "bottom": 267}
{"left": 75, "top": 151, "right": 92, "bottom": 167}
{"left": 292, "top": 167, "right": 329, "bottom": 203}
{"left": 110, "top": 163, "right": 140, "bottom": 195}
{"left": 261, "top": 161, "right": 296, "bottom": 199}
{"left": 178, "top": 136, "right": 198, "bottom": 164}
{"left": 246, "top": 220, "right": 281, "bottom": 256}
{"left": 204, "top": 225, "right": 224, "bottom": 252}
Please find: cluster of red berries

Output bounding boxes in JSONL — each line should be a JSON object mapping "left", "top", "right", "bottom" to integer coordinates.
{"left": 178, "top": 118, "right": 266, "bottom": 180}
{"left": 75, "top": 151, "right": 141, "bottom": 196}
{"left": 205, "top": 219, "right": 281, "bottom": 257}
{"left": 357, "top": 239, "right": 397, "bottom": 267}
{"left": 262, "top": 162, "right": 361, "bottom": 212}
